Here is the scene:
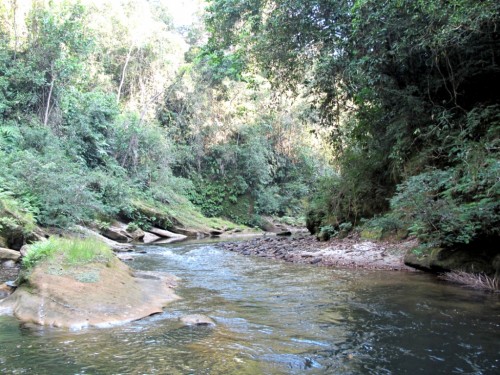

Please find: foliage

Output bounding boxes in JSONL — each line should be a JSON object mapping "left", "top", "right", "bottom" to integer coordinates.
{"left": 0, "top": 130, "right": 106, "bottom": 227}
{"left": 0, "top": 190, "right": 37, "bottom": 233}
{"left": 0, "top": 188, "right": 38, "bottom": 248}
{"left": 1, "top": 1, "right": 253, "bottom": 233}
{"left": 126, "top": 222, "right": 139, "bottom": 232}
{"left": 205, "top": 0, "right": 500, "bottom": 249}
{"left": 161, "top": 70, "right": 325, "bottom": 223}
{"left": 391, "top": 162, "right": 499, "bottom": 248}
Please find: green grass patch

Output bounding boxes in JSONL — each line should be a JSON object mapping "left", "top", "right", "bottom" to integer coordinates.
{"left": 23, "top": 237, "right": 113, "bottom": 270}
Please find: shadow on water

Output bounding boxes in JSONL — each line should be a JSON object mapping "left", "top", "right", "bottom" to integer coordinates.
{"left": 1, "top": 238, "right": 499, "bottom": 374}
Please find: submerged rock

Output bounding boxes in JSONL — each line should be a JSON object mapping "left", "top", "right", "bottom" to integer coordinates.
{"left": 116, "top": 253, "right": 134, "bottom": 261}
{"left": 155, "top": 237, "right": 186, "bottom": 245}
{"left": 179, "top": 314, "right": 215, "bottom": 327}
{"left": 172, "top": 227, "right": 209, "bottom": 238}
{"left": 0, "top": 257, "right": 179, "bottom": 329}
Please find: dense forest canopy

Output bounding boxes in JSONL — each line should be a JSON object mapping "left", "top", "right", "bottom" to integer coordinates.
{"left": 0, "top": 0, "right": 327, "bottom": 242}
{"left": 204, "top": 0, "right": 500, "bottom": 249}
{"left": 0, "top": 0, "right": 498, "bottom": 254}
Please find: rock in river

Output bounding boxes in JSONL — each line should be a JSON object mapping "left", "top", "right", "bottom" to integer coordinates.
{"left": 180, "top": 314, "right": 216, "bottom": 327}
{"left": 0, "top": 257, "right": 180, "bottom": 329}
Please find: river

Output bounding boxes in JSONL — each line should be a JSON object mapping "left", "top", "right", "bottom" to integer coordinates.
{"left": 1, "top": 239, "right": 499, "bottom": 374}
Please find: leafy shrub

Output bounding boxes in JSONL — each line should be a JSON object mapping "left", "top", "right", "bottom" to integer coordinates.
{"left": 0, "top": 190, "right": 38, "bottom": 248}
{"left": 362, "top": 214, "right": 405, "bottom": 235}
{"left": 338, "top": 222, "right": 353, "bottom": 237}
{"left": 126, "top": 222, "right": 139, "bottom": 232}
{"left": 22, "top": 240, "right": 59, "bottom": 270}
{"left": 317, "top": 225, "right": 337, "bottom": 241}
{"left": 60, "top": 90, "right": 119, "bottom": 167}
{"left": 391, "top": 161, "right": 499, "bottom": 247}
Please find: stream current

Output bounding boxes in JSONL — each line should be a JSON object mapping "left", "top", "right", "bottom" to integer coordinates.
{"left": 0, "top": 238, "right": 499, "bottom": 374}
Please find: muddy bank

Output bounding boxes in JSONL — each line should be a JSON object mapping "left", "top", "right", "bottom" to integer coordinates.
{"left": 217, "top": 234, "right": 417, "bottom": 271}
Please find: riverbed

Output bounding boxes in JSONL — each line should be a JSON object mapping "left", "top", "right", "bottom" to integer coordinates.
{"left": 1, "top": 239, "right": 499, "bottom": 374}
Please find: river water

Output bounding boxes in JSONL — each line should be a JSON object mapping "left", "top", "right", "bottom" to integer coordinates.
{"left": 0, "top": 239, "right": 499, "bottom": 374}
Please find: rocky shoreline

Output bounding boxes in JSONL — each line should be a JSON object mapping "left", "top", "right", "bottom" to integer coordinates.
{"left": 217, "top": 234, "right": 418, "bottom": 271}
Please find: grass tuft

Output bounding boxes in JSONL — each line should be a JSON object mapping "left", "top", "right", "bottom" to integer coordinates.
{"left": 23, "top": 237, "right": 113, "bottom": 270}
{"left": 440, "top": 271, "right": 499, "bottom": 292}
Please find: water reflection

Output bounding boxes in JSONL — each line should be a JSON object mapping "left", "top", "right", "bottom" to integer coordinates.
{"left": 1, "top": 241, "right": 499, "bottom": 374}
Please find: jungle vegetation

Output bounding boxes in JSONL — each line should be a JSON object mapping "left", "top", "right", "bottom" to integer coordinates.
{"left": 1, "top": 0, "right": 498, "bottom": 253}
{"left": 204, "top": 0, "right": 500, "bottom": 250}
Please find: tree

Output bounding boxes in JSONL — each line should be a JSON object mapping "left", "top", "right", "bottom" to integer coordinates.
{"left": 204, "top": 0, "right": 500, "bottom": 246}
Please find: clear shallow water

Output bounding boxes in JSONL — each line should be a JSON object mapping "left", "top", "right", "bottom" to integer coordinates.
{"left": 1, "top": 240, "right": 499, "bottom": 374}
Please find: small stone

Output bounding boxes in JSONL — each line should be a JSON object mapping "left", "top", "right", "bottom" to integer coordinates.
{"left": 117, "top": 253, "right": 134, "bottom": 261}
{"left": 310, "top": 258, "right": 322, "bottom": 264}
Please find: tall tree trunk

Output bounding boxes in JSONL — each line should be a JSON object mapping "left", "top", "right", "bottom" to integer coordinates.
{"left": 43, "top": 72, "right": 55, "bottom": 127}
{"left": 117, "top": 45, "right": 134, "bottom": 104}
{"left": 12, "top": 0, "right": 18, "bottom": 60}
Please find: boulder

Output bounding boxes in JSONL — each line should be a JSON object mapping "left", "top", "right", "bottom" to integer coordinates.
{"left": 361, "top": 227, "right": 408, "bottom": 241}
{"left": 71, "top": 226, "right": 134, "bottom": 252}
{"left": 360, "top": 228, "right": 384, "bottom": 241}
{"left": 107, "top": 221, "right": 145, "bottom": 242}
{"left": 126, "top": 228, "right": 145, "bottom": 241}
{"left": 0, "top": 258, "right": 179, "bottom": 329}
{"left": 179, "top": 314, "right": 215, "bottom": 327}
{"left": 404, "top": 245, "right": 499, "bottom": 276}
{"left": 20, "top": 244, "right": 30, "bottom": 257}
{"left": 149, "top": 227, "right": 187, "bottom": 240}
{"left": 100, "top": 226, "right": 131, "bottom": 243}
{"left": 259, "top": 218, "right": 281, "bottom": 233}
{"left": 2, "top": 260, "right": 16, "bottom": 268}
{"left": 0, "top": 248, "right": 20, "bottom": 262}
{"left": 172, "top": 227, "right": 208, "bottom": 239}
{"left": 143, "top": 232, "right": 161, "bottom": 244}
{"left": 0, "top": 283, "right": 13, "bottom": 300}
